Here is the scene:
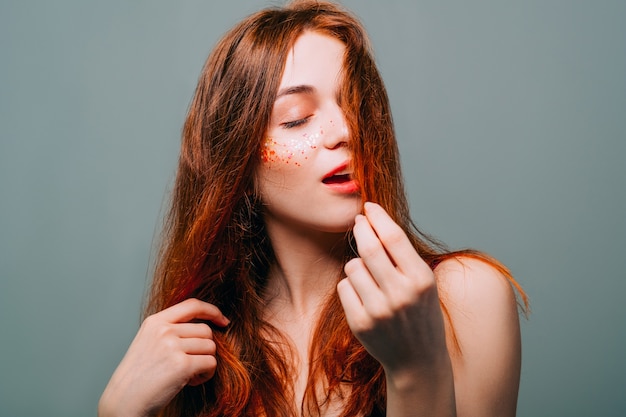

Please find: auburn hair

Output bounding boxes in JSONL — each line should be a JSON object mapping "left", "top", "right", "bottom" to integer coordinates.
{"left": 146, "top": 1, "right": 528, "bottom": 416}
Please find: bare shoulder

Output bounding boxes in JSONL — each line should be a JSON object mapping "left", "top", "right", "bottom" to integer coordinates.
{"left": 434, "top": 256, "right": 520, "bottom": 319}
{"left": 434, "top": 256, "right": 522, "bottom": 417}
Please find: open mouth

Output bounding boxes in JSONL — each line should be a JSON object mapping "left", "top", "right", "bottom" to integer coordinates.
{"left": 322, "top": 173, "right": 352, "bottom": 184}
{"left": 322, "top": 162, "right": 359, "bottom": 193}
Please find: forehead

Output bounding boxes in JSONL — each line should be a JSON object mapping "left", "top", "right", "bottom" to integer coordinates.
{"left": 279, "top": 31, "right": 346, "bottom": 91}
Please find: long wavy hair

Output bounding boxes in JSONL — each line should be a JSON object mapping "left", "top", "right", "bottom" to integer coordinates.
{"left": 146, "top": 1, "right": 527, "bottom": 416}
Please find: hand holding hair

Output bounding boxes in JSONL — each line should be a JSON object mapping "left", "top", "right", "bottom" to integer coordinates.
{"left": 337, "top": 202, "right": 455, "bottom": 416}
{"left": 98, "top": 298, "right": 229, "bottom": 417}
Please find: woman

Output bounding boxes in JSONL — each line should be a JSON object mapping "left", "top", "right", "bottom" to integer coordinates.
{"left": 99, "top": 1, "right": 527, "bottom": 416}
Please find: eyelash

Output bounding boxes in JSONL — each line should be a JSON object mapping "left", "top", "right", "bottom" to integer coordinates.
{"left": 281, "top": 115, "right": 312, "bottom": 129}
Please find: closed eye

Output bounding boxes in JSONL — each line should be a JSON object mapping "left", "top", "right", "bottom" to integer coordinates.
{"left": 281, "top": 115, "right": 312, "bottom": 129}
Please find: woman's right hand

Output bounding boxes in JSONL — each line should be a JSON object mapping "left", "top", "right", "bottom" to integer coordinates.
{"left": 98, "top": 298, "right": 230, "bottom": 417}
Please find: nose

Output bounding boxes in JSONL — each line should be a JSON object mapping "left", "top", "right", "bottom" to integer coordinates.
{"left": 322, "top": 105, "right": 349, "bottom": 150}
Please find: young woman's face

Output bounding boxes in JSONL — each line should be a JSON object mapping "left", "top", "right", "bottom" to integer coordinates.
{"left": 256, "top": 31, "right": 361, "bottom": 234}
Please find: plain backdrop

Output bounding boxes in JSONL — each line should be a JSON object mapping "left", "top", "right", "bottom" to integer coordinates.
{"left": 1, "top": 1, "right": 624, "bottom": 416}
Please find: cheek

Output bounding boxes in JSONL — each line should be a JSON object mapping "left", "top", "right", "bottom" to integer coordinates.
{"left": 260, "top": 130, "right": 322, "bottom": 167}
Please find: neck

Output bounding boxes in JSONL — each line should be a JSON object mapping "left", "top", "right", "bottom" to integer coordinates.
{"left": 263, "top": 219, "right": 348, "bottom": 318}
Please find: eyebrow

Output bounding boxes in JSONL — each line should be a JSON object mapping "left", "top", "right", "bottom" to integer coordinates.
{"left": 275, "top": 84, "right": 315, "bottom": 99}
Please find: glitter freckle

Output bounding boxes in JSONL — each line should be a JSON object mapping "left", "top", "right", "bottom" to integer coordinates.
{"left": 261, "top": 128, "right": 322, "bottom": 166}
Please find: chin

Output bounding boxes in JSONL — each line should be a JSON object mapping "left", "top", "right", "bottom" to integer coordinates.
{"left": 315, "top": 207, "right": 361, "bottom": 233}
{"left": 262, "top": 197, "right": 362, "bottom": 236}
{"left": 318, "top": 222, "right": 355, "bottom": 234}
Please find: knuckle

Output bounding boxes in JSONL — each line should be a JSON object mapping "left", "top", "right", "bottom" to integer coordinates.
{"left": 206, "top": 355, "right": 217, "bottom": 370}
{"left": 141, "top": 314, "right": 159, "bottom": 328}
{"left": 153, "top": 323, "right": 174, "bottom": 339}
{"left": 187, "top": 298, "right": 203, "bottom": 309}
{"left": 161, "top": 334, "right": 179, "bottom": 351}
{"left": 380, "top": 224, "right": 405, "bottom": 247}
{"left": 405, "top": 278, "right": 425, "bottom": 296}
{"left": 170, "top": 351, "right": 190, "bottom": 370}
{"left": 389, "top": 291, "right": 415, "bottom": 311}
{"left": 415, "top": 274, "right": 437, "bottom": 294}
{"left": 406, "top": 269, "right": 435, "bottom": 292}
{"left": 203, "top": 323, "right": 214, "bottom": 339}
{"left": 205, "top": 339, "right": 217, "bottom": 355}
{"left": 350, "top": 315, "right": 375, "bottom": 334}
{"left": 186, "top": 297, "right": 209, "bottom": 312}
{"left": 388, "top": 278, "right": 437, "bottom": 311}
{"left": 344, "top": 258, "right": 363, "bottom": 275}
{"left": 366, "top": 303, "right": 393, "bottom": 321}
{"left": 141, "top": 315, "right": 167, "bottom": 336}
{"left": 358, "top": 240, "right": 380, "bottom": 259}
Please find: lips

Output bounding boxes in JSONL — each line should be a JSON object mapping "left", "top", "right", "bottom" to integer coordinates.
{"left": 322, "top": 162, "right": 351, "bottom": 183}
{"left": 322, "top": 162, "right": 360, "bottom": 193}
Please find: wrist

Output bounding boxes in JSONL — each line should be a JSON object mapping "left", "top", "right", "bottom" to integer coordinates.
{"left": 385, "top": 350, "right": 453, "bottom": 390}
{"left": 98, "top": 385, "right": 146, "bottom": 417}
{"left": 384, "top": 354, "right": 456, "bottom": 417}
{"left": 97, "top": 392, "right": 114, "bottom": 417}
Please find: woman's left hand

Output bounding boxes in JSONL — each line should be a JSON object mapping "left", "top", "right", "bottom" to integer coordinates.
{"left": 337, "top": 202, "right": 449, "bottom": 377}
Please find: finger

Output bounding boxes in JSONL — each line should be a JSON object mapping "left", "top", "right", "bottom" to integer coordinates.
{"left": 352, "top": 214, "right": 400, "bottom": 293}
{"left": 345, "top": 257, "right": 402, "bottom": 322}
{"left": 343, "top": 257, "right": 385, "bottom": 307}
{"left": 336, "top": 278, "right": 369, "bottom": 332}
{"left": 180, "top": 338, "right": 216, "bottom": 355}
{"left": 363, "top": 202, "right": 428, "bottom": 275}
{"left": 175, "top": 322, "right": 213, "bottom": 340}
{"left": 187, "top": 355, "right": 218, "bottom": 386}
{"left": 161, "top": 298, "right": 230, "bottom": 327}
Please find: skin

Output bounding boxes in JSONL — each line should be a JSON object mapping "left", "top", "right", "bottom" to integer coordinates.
{"left": 256, "top": 31, "right": 360, "bottom": 236}
{"left": 99, "top": 31, "right": 521, "bottom": 417}
{"left": 98, "top": 299, "right": 229, "bottom": 417}
{"left": 338, "top": 204, "right": 456, "bottom": 416}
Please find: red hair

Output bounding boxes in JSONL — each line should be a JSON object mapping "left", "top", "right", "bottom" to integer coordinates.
{"left": 145, "top": 1, "right": 528, "bottom": 416}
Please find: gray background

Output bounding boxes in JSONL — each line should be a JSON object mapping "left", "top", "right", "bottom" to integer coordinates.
{"left": 1, "top": 1, "right": 624, "bottom": 416}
